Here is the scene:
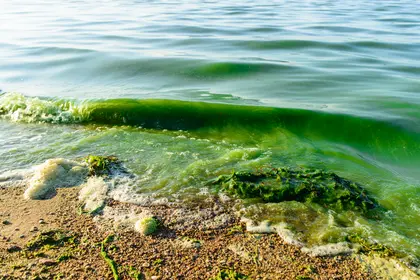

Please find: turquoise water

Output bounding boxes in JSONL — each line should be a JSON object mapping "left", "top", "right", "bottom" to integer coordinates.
{"left": 1, "top": 0, "right": 419, "bottom": 273}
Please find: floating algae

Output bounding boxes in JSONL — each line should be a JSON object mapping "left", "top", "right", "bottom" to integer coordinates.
{"left": 211, "top": 168, "right": 417, "bottom": 266}
{"left": 210, "top": 167, "right": 382, "bottom": 216}
{"left": 346, "top": 234, "right": 396, "bottom": 258}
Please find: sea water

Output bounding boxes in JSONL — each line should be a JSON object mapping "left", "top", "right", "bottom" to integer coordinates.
{"left": 0, "top": 0, "right": 419, "bottom": 274}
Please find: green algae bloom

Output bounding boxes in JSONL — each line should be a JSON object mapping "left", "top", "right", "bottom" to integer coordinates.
{"left": 210, "top": 167, "right": 383, "bottom": 217}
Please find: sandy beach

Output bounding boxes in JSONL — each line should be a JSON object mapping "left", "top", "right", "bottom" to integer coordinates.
{"left": 0, "top": 185, "right": 381, "bottom": 280}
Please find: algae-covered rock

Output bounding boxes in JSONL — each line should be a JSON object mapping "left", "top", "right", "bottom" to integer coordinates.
{"left": 210, "top": 168, "right": 382, "bottom": 216}
{"left": 84, "top": 155, "right": 120, "bottom": 176}
{"left": 135, "top": 217, "right": 158, "bottom": 236}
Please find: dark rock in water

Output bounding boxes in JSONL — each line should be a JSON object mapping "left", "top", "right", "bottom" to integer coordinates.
{"left": 210, "top": 167, "right": 383, "bottom": 217}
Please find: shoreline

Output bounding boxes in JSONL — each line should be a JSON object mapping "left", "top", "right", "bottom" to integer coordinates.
{"left": 0, "top": 185, "right": 383, "bottom": 279}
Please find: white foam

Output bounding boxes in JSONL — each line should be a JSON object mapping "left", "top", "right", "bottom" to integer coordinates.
{"left": 24, "top": 158, "right": 88, "bottom": 200}
{"left": 93, "top": 206, "right": 153, "bottom": 232}
{"left": 0, "top": 92, "right": 84, "bottom": 124}
{"left": 274, "top": 222, "right": 304, "bottom": 247}
{"left": 0, "top": 169, "right": 28, "bottom": 182}
{"left": 79, "top": 176, "right": 109, "bottom": 212}
{"left": 0, "top": 169, "right": 30, "bottom": 188}
{"left": 242, "top": 218, "right": 276, "bottom": 233}
{"left": 301, "top": 242, "right": 354, "bottom": 257}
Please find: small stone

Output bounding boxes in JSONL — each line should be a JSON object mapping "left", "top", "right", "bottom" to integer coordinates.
{"left": 14, "top": 228, "right": 19, "bottom": 231}
{"left": 7, "top": 245, "right": 22, "bottom": 253}
{"left": 39, "top": 219, "right": 45, "bottom": 225}
{"left": 19, "top": 234, "right": 25, "bottom": 238}
{"left": 39, "top": 258, "right": 57, "bottom": 266}
{"left": 2, "top": 220, "right": 11, "bottom": 225}
{"left": 151, "top": 276, "right": 160, "bottom": 280}
{"left": 30, "top": 226, "right": 38, "bottom": 232}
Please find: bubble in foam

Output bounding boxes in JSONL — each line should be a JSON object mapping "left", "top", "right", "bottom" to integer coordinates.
{"left": 24, "top": 158, "right": 88, "bottom": 200}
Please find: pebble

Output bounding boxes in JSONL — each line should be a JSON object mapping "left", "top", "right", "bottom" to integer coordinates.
{"left": 30, "top": 226, "right": 39, "bottom": 232}
{"left": 19, "top": 234, "right": 25, "bottom": 238}
{"left": 39, "top": 258, "right": 57, "bottom": 266}
{"left": 39, "top": 219, "right": 45, "bottom": 225}
{"left": 7, "top": 245, "right": 22, "bottom": 253}
{"left": 26, "top": 263, "right": 35, "bottom": 269}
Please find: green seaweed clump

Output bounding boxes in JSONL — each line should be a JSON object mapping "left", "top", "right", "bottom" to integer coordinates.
{"left": 127, "top": 266, "right": 144, "bottom": 280}
{"left": 210, "top": 269, "right": 248, "bottom": 280}
{"left": 26, "top": 230, "right": 77, "bottom": 251}
{"left": 135, "top": 217, "right": 159, "bottom": 236}
{"left": 210, "top": 167, "right": 382, "bottom": 216}
{"left": 84, "top": 155, "right": 119, "bottom": 176}
{"left": 346, "top": 234, "right": 396, "bottom": 257}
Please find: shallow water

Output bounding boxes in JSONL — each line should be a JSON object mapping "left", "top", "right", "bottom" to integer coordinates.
{"left": 1, "top": 0, "right": 419, "bottom": 272}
